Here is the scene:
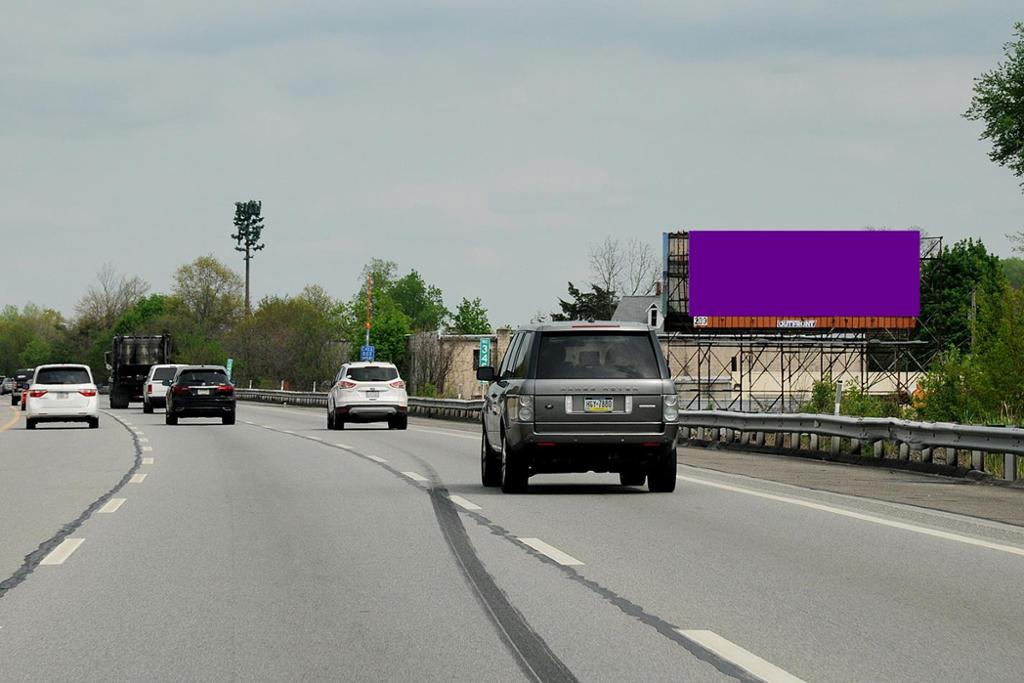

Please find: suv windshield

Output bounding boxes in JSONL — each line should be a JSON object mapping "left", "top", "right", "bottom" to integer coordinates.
{"left": 347, "top": 366, "right": 399, "bottom": 382}
{"left": 177, "top": 370, "right": 229, "bottom": 385}
{"left": 153, "top": 367, "right": 179, "bottom": 381}
{"left": 536, "top": 332, "right": 662, "bottom": 380}
{"left": 35, "top": 367, "right": 91, "bottom": 385}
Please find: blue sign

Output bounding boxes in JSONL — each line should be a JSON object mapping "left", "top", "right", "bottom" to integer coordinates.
{"left": 360, "top": 345, "right": 376, "bottom": 361}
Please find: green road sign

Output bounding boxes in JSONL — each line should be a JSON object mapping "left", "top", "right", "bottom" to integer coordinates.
{"left": 226, "top": 358, "right": 234, "bottom": 380}
{"left": 479, "top": 338, "right": 491, "bottom": 369}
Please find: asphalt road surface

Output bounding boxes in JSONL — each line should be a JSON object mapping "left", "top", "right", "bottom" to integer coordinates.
{"left": 2, "top": 401, "right": 1024, "bottom": 682}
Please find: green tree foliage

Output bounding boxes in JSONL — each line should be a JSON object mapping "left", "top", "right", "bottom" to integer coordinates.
{"left": 918, "top": 239, "right": 1005, "bottom": 353}
{"left": 449, "top": 297, "right": 491, "bottom": 335}
{"left": 964, "top": 22, "right": 1024, "bottom": 189}
{"left": 551, "top": 283, "right": 619, "bottom": 321}
{"left": 1002, "top": 257, "right": 1024, "bottom": 288}
{"left": 391, "top": 270, "right": 450, "bottom": 332}
{"left": 0, "top": 304, "right": 67, "bottom": 374}
{"left": 800, "top": 376, "right": 899, "bottom": 418}
{"left": 172, "top": 255, "right": 244, "bottom": 338}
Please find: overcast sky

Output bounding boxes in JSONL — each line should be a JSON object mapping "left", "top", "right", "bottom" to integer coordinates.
{"left": 3, "top": 2, "right": 1023, "bottom": 326}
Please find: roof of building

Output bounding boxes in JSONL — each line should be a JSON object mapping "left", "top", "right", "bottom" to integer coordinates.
{"left": 612, "top": 296, "right": 659, "bottom": 323}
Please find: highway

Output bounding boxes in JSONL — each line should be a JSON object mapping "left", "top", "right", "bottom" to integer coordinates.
{"left": 2, "top": 402, "right": 1024, "bottom": 681}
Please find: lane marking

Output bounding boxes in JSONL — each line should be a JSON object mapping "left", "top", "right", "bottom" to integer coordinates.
{"left": 677, "top": 630, "right": 805, "bottom": 683}
{"left": 410, "top": 427, "right": 478, "bottom": 441}
{"left": 97, "top": 498, "right": 126, "bottom": 514}
{"left": 138, "top": 438, "right": 150, "bottom": 443}
{"left": 261, "top": 425, "right": 273, "bottom": 428}
{"left": 129, "top": 473, "right": 147, "bottom": 483}
{"left": 308, "top": 436, "right": 323, "bottom": 441}
{"left": 0, "top": 406, "right": 21, "bottom": 432}
{"left": 402, "top": 471, "right": 428, "bottom": 483}
{"left": 518, "top": 538, "right": 584, "bottom": 566}
{"left": 335, "top": 443, "right": 353, "bottom": 449}
{"left": 142, "top": 446, "right": 153, "bottom": 452}
{"left": 142, "top": 457, "right": 154, "bottom": 465}
{"left": 677, "top": 474, "right": 1024, "bottom": 559}
{"left": 282, "top": 430, "right": 295, "bottom": 434}
{"left": 40, "top": 538, "right": 84, "bottom": 566}
{"left": 365, "top": 455, "right": 387, "bottom": 463}
{"left": 450, "top": 495, "right": 482, "bottom": 512}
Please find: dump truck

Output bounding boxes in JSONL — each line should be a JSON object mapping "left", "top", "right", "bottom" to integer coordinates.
{"left": 105, "top": 335, "right": 172, "bottom": 409}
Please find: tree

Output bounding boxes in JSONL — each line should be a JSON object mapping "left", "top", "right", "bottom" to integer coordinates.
{"left": 1003, "top": 257, "right": 1024, "bottom": 288}
{"left": 588, "top": 236, "right": 660, "bottom": 297}
{"left": 449, "top": 297, "right": 491, "bottom": 335}
{"left": 918, "top": 239, "right": 1004, "bottom": 354}
{"left": 406, "top": 331, "right": 456, "bottom": 395}
{"left": 551, "top": 283, "right": 619, "bottom": 321}
{"left": 232, "top": 200, "right": 267, "bottom": 314}
{"left": 74, "top": 263, "right": 149, "bottom": 329}
{"left": 172, "top": 255, "right": 244, "bottom": 338}
{"left": 391, "top": 270, "right": 450, "bottom": 332}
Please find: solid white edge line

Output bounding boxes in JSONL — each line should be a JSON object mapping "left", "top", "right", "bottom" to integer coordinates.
{"left": 677, "top": 630, "right": 806, "bottom": 683}
{"left": 366, "top": 455, "right": 387, "bottom": 463}
{"left": 677, "top": 474, "right": 1024, "bottom": 558}
{"left": 141, "top": 457, "right": 154, "bottom": 465}
{"left": 449, "top": 495, "right": 482, "bottom": 512}
{"left": 308, "top": 436, "right": 323, "bottom": 441}
{"left": 129, "top": 473, "right": 147, "bottom": 483}
{"left": 402, "top": 471, "right": 428, "bottom": 483}
{"left": 335, "top": 443, "right": 353, "bottom": 449}
{"left": 40, "top": 538, "right": 85, "bottom": 565}
{"left": 409, "top": 427, "right": 479, "bottom": 441}
{"left": 518, "top": 538, "right": 584, "bottom": 566}
{"left": 97, "top": 498, "right": 126, "bottom": 514}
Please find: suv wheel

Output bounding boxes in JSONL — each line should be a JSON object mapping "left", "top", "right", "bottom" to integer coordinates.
{"left": 327, "top": 409, "right": 335, "bottom": 430}
{"left": 647, "top": 443, "right": 677, "bottom": 493}
{"left": 165, "top": 413, "right": 178, "bottom": 426}
{"left": 143, "top": 401, "right": 153, "bottom": 414}
{"left": 222, "top": 413, "right": 235, "bottom": 425}
{"left": 388, "top": 415, "right": 408, "bottom": 431}
{"left": 89, "top": 417, "right": 99, "bottom": 429}
{"left": 500, "top": 434, "right": 529, "bottom": 494}
{"left": 481, "top": 426, "right": 501, "bottom": 487}
{"left": 26, "top": 418, "right": 36, "bottom": 430}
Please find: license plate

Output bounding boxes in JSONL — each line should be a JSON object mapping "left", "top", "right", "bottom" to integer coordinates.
{"left": 584, "top": 397, "right": 614, "bottom": 413}
{"left": 366, "top": 390, "right": 379, "bottom": 401}
{"left": 198, "top": 389, "right": 211, "bottom": 396}
{"left": 56, "top": 392, "right": 69, "bottom": 400}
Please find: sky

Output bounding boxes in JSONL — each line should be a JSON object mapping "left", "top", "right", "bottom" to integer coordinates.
{"left": 3, "top": 2, "right": 1023, "bottom": 327}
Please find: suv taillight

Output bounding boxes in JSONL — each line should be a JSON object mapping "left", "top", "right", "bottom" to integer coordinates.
{"left": 29, "top": 389, "right": 47, "bottom": 398}
{"left": 171, "top": 384, "right": 191, "bottom": 396}
{"left": 389, "top": 380, "right": 405, "bottom": 390}
{"left": 215, "top": 384, "right": 234, "bottom": 395}
{"left": 339, "top": 380, "right": 357, "bottom": 390}
{"left": 79, "top": 389, "right": 97, "bottom": 397}
{"left": 146, "top": 383, "right": 153, "bottom": 394}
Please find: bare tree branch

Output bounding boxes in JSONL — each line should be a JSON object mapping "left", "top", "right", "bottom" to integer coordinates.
{"left": 74, "top": 263, "right": 149, "bottom": 329}
{"left": 587, "top": 236, "right": 659, "bottom": 297}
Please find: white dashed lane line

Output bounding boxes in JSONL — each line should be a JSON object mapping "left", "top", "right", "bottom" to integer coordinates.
{"left": 40, "top": 539, "right": 85, "bottom": 566}
{"left": 402, "top": 471, "right": 428, "bottom": 483}
{"left": 676, "top": 630, "right": 806, "bottom": 683}
{"left": 97, "top": 498, "right": 126, "bottom": 514}
{"left": 142, "top": 457, "right": 154, "bottom": 465}
{"left": 129, "top": 473, "right": 147, "bottom": 484}
{"left": 142, "top": 446, "right": 153, "bottom": 452}
{"left": 518, "top": 538, "right": 584, "bottom": 566}
{"left": 409, "top": 427, "right": 478, "bottom": 441}
{"left": 449, "top": 495, "right": 482, "bottom": 512}
{"left": 335, "top": 443, "right": 352, "bottom": 449}
{"left": 365, "top": 455, "right": 387, "bottom": 463}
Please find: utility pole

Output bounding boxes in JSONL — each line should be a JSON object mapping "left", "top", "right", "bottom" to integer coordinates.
{"left": 365, "top": 275, "right": 373, "bottom": 346}
{"left": 231, "top": 200, "right": 266, "bottom": 315}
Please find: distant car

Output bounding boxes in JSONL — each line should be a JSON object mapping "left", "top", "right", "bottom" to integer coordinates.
{"left": 142, "top": 364, "right": 186, "bottom": 413}
{"left": 327, "top": 362, "right": 408, "bottom": 430}
{"left": 24, "top": 364, "right": 99, "bottom": 430}
{"left": 164, "top": 365, "right": 235, "bottom": 425}
{"left": 10, "top": 368, "right": 34, "bottom": 406}
{"left": 477, "top": 321, "right": 679, "bottom": 493}
{"left": 0, "top": 376, "right": 7, "bottom": 395}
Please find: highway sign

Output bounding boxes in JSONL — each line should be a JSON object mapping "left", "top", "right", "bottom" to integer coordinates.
{"left": 226, "top": 358, "right": 234, "bottom": 380}
{"left": 360, "top": 345, "right": 376, "bottom": 362}
{"left": 479, "top": 337, "right": 491, "bottom": 368}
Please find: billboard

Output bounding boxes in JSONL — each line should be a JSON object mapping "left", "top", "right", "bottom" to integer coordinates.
{"left": 666, "top": 230, "right": 920, "bottom": 331}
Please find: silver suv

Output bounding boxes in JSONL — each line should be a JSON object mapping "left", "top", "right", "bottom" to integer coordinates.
{"left": 477, "top": 322, "right": 679, "bottom": 493}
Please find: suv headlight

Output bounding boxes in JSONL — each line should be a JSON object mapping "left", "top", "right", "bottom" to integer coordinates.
{"left": 663, "top": 394, "right": 679, "bottom": 422}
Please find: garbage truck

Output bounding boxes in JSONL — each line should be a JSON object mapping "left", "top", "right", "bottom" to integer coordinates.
{"left": 105, "top": 335, "right": 172, "bottom": 409}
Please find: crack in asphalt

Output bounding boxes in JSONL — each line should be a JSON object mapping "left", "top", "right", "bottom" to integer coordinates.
{"left": 0, "top": 411, "right": 141, "bottom": 599}
{"left": 256, "top": 419, "right": 757, "bottom": 682}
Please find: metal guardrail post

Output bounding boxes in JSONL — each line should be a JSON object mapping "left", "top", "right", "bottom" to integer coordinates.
{"left": 1005, "top": 454, "right": 1018, "bottom": 482}
{"left": 972, "top": 450, "right": 983, "bottom": 472}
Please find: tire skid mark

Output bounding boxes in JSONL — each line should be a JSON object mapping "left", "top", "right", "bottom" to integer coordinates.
{"left": 0, "top": 411, "right": 142, "bottom": 598}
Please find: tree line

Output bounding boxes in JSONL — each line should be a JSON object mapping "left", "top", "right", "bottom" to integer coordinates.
{"left": 0, "top": 256, "right": 491, "bottom": 393}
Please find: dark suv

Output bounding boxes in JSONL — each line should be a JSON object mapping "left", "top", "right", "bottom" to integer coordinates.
{"left": 164, "top": 365, "right": 235, "bottom": 425}
{"left": 477, "top": 322, "right": 679, "bottom": 493}
{"left": 11, "top": 368, "right": 34, "bottom": 406}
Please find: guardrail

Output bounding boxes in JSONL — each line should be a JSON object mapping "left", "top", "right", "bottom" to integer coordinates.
{"left": 679, "top": 411, "right": 1023, "bottom": 482}
{"left": 235, "top": 389, "right": 484, "bottom": 422}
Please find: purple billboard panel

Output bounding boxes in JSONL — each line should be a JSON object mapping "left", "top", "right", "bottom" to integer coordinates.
{"left": 688, "top": 230, "right": 920, "bottom": 317}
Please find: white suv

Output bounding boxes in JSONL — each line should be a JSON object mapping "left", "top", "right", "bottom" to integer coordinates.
{"left": 143, "top": 364, "right": 186, "bottom": 413}
{"left": 25, "top": 364, "right": 99, "bottom": 429}
{"left": 327, "top": 362, "right": 408, "bottom": 430}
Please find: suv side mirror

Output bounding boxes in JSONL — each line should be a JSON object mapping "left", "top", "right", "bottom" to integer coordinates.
{"left": 476, "top": 366, "right": 495, "bottom": 383}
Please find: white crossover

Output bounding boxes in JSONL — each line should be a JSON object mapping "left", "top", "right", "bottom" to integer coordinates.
{"left": 25, "top": 364, "right": 99, "bottom": 429}
{"left": 327, "top": 362, "right": 409, "bottom": 430}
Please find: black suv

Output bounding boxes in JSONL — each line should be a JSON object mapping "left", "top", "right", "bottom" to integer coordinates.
{"left": 11, "top": 368, "right": 34, "bottom": 406}
{"left": 164, "top": 365, "right": 235, "bottom": 425}
{"left": 477, "top": 322, "right": 680, "bottom": 493}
